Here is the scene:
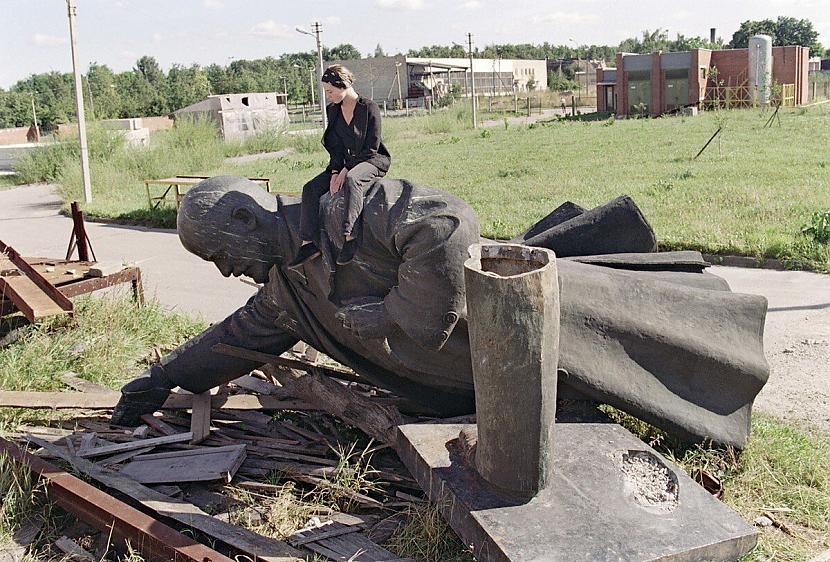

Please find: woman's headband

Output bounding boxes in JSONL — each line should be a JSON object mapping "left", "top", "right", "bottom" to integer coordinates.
{"left": 321, "top": 68, "right": 351, "bottom": 89}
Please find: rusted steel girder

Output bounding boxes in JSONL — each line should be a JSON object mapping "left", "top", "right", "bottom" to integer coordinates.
{"left": 0, "top": 436, "right": 233, "bottom": 562}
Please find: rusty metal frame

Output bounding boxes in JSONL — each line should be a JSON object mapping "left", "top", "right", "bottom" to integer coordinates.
{"left": 0, "top": 240, "right": 74, "bottom": 319}
{"left": 1, "top": 267, "right": 144, "bottom": 318}
{"left": 0, "top": 436, "right": 233, "bottom": 562}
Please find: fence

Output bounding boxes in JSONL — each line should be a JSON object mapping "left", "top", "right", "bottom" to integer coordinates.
{"left": 808, "top": 73, "right": 830, "bottom": 102}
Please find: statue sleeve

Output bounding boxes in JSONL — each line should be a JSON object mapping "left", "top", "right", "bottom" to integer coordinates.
{"left": 382, "top": 202, "right": 480, "bottom": 351}
{"left": 153, "top": 276, "right": 299, "bottom": 393}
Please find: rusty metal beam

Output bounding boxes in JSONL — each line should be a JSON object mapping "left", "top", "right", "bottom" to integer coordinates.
{"left": 0, "top": 240, "right": 74, "bottom": 315}
{"left": 0, "top": 436, "right": 233, "bottom": 562}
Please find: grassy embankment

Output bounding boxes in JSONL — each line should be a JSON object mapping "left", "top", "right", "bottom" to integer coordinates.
{"left": 13, "top": 102, "right": 830, "bottom": 270}
{"left": 0, "top": 296, "right": 828, "bottom": 561}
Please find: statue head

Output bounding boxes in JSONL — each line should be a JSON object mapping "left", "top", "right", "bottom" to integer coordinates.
{"left": 178, "top": 176, "right": 286, "bottom": 283}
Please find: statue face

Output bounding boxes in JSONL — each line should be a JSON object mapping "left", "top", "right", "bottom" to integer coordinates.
{"left": 206, "top": 244, "right": 272, "bottom": 284}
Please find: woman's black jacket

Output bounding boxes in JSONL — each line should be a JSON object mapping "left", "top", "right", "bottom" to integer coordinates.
{"left": 322, "top": 97, "right": 391, "bottom": 174}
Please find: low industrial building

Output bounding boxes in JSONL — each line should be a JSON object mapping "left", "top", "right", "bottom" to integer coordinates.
{"left": 596, "top": 36, "right": 810, "bottom": 117}
{"left": 329, "top": 56, "right": 547, "bottom": 106}
{"left": 173, "top": 93, "right": 288, "bottom": 141}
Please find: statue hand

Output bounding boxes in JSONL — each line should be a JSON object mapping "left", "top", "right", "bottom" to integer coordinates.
{"left": 336, "top": 300, "right": 394, "bottom": 340}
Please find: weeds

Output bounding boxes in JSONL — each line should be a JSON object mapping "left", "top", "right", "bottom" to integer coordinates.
{"left": 801, "top": 210, "right": 830, "bottom": 244}
{"left": 385, "top": 502, "right": 474, "bottom": 562}
{"left": 312, "top": 441, "right": 380, "bottom": 512}
{"left": 0, "top": 453, "right": 45, "bottom": 541}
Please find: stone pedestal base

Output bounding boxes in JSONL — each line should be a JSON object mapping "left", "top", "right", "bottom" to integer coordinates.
{"left": 397, "top": 420, "right": 757, "bottom": 562}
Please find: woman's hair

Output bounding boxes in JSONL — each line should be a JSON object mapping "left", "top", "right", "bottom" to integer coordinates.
{"left": 321, "top": 64, "right": 354, "bottom": 89}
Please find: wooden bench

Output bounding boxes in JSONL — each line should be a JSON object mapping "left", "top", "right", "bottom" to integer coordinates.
{"left": 144, "top": 175, "right": 272, "bottom": 210}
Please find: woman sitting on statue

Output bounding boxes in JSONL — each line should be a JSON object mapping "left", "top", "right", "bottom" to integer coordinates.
{"left": 289, "top": 64, "right": 392, "bottom": 268}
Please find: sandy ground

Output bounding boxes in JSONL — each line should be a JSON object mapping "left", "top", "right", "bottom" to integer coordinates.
{"left": 1, "top": 183, "right": 828, "bottom": 434}
{"left": 714, "top": 266, "right": 830, "bottom": 434}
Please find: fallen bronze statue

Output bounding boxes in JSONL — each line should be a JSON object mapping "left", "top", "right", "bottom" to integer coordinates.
{"left": 109, "top": 175, "right": 768, "bottom": 561}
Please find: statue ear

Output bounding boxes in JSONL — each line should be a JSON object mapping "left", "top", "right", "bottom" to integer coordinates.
{"left": 231, "top": 206, "right": 258, "bottom": 231}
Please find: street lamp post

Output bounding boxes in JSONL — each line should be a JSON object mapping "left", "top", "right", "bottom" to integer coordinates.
{"left": 296, "top": 23, "right": 327, "bottom": 129}
{"left": 467, "top": 33, "right": 477, "bottom": 128}
{"left": 66, "top": 0, "right": 92, "bottom": 203}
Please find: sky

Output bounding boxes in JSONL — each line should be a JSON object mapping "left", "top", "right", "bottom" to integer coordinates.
{"left": 2, "top": 0, "right": 829, "bottom": 88}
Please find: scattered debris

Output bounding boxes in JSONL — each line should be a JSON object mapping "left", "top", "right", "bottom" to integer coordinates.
{"left": 120, "top": 444, "right": 247, "bottom": 484}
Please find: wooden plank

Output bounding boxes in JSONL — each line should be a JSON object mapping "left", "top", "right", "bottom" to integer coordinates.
{"left": 0, "top": 275, "right": 67, "bottom": 322}
{"left": 231, "top": 374, "right": 281, "bottom": 395}
{"left": 0, "top": 241, "right": 73, "bottom": 315}
{"left": 77, "top": 432, "right": 194, "bottom": 458}
{"left": 121, "top": 444, "right": 246, "bottom": 484}
{"left": 140, "top": 413, "right": 179, "bottom": 436}
{"left": 96, "top": 446, "right": 155, "bottom": 468}
{"left": 54, "top": 536, "right": 95, "bottom": 561}
{"left": 0, "top": 391, "right": 314, "bottom": 411}
{"left": 28, "top": 436, "right": 302, "bottom": 561}
{"left": 190, "top": 392, "right": 212, "bottom": 445}
{"left": 0, "top": 436, "right": 234, "bottom": 562}
{"left": 289, "top": 522, "right": 362, "bottom": 547}
{"left": 212, "top": 343, "right": 361, "bottom": 383}
{"left": 59, "top": 372, "right": 110, "bottom": 394}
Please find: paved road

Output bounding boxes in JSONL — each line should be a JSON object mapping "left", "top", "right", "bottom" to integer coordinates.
{"left": 0, "top": 183, "right": 255, "bottom": 322}
{"left": 2, "top": 183, "right": 827, "bottom": 430}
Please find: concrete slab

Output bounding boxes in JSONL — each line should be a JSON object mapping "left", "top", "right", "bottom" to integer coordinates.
{"left": 397, "top": 422, "right": 757, "bottom": 562}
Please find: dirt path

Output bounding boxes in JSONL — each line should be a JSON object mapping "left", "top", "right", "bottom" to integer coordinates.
{"left": 712, "top": 266, "right": 830, "bottom": 434}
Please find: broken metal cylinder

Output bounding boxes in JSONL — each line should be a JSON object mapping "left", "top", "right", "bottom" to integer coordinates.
{"left": 463, "top": 243, "right": 560, "bottom": 497}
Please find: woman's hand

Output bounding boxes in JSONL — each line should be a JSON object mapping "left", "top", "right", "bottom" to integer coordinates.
{"left": 330, "top": 168, "right": 348, "bottom": 194}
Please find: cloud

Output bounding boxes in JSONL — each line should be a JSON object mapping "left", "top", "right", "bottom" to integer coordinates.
{"left": 461, "top": 0, "right": 480, "bottom": 8}
{"left": 203, "top": 0, "right": 223, "bottom": 8}
{"left": 533, "top": 11, "right": 598, "bottom": 24}
{"left": 31, "top": 33, "right": 67, "bottom": 47}
{"left": 375, "top": 0, "right": 424, "bottom": 11}
{"left": 250, "top": 20, "right": 292, "bottom": 38}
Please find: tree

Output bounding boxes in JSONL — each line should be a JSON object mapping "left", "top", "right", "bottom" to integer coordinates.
{"left": 86, "top": 63, "right": 121, "bottom": 120}
{"left": 729, "top": 16, "right": 823, "bottom": 56}
{"left": 167, "top": 64, "right": 210, "bottom": 111}
{"left": 373, "top": 44, "right": 386, "bottom": 58}
{"left": 325, "top": 43, "right": 362, "bottom": 61}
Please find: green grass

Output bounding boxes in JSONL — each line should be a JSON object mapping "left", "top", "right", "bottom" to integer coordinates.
{"left": 224, "top": 104, "right": 830, "bottom": 271}
{"left": 13, "top": 103, "right": 830, "bottom": 269}
{"left": 0, "top": 294, "right": 203, "bottom": 395}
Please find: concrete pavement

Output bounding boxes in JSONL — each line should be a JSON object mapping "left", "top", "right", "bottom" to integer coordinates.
{"left": 0, "top": 183, "right": 255, "bottom": 322}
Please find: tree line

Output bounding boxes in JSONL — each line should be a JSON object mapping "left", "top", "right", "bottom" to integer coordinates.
{"left": 1, "top": 17, "right": 824, "bottom": 130}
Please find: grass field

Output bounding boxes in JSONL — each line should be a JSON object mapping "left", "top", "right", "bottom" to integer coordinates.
{"left": 0, "top": 298, "right": 828, "bottom": 560}
{"left": 16, "top": 102, "right": 827, "bottom": 270}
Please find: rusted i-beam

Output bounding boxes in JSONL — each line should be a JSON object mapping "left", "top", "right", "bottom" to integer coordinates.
{"left": 0, "top": 436, "right": 233, "bottom": 562}
{"left": 0, "top": 240, "right": 74, "bottom": 321}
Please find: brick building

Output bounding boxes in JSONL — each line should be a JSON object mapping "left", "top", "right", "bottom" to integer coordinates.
{"left": 597, "top": 43, "right": 810, "bottom": 116}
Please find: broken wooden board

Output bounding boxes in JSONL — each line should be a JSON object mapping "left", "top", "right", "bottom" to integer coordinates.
{"left": 54, "top": 536, "right": 96, "bottom": 561}
{"left": 0, "top": 390, "right": 313, "bottom": 411}
{"left": 121, "top": 444, "right": 247, "bottom": 484}
{"left": 77, "top": 432, "right": 193, "bottom": 458}
{"left": 28, "top": 436, "right": 302, "bottom": 562}
{"left": 0, "top": 274, "right": 69, "bottom": 322}
{"left": 59, "top": 372, "right": 110, "bottom": 394}
{"left": 0, "top": 241, "right": 74, "bottom": 322}
{"left": 289, "top": 521, "right": 409, "bottom": 561}
{"left": 1, "top": 436, "right": 235, "bottom": 562}
{"left": 190, "top": 392, "right": 212, "bottom": 444}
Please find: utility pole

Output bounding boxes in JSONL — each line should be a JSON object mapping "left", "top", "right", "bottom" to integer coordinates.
{"left": 467, "top": 32, "right": 477, "bottom": 129}
{"left": 309, "top": 68, "right": 316, "bottom": 105}
{"left": 296, "top": 22, "right": 327, "bottom": 128}
{"left": 66, "top": 0, "right": 92, "bottom": 203}
{"left": 30, "top": 93, "right": 41, "bottom": 143}
{"left": 282, "top": 76, "right": 288, "bottom": 100}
